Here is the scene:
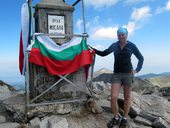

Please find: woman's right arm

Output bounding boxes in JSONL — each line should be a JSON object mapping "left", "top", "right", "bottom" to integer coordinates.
{"left": 94, "top": 43, "right": 116, "bottom": 57}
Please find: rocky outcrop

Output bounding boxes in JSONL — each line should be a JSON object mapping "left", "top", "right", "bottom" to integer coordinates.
{"left": 0, "top": 80, "right": 15, "bottom": 91}
{"left": 1, "top": 77, "right": 170, "bottom": 128}
{"left": 105, "top": 92, "right": 170, "bottom": 128}
{"left": 0, "top": 85, "right": 11, "bottom": 101}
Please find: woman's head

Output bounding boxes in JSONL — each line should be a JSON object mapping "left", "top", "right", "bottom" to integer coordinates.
{"left": 117, "top": 27, "right": 128, "bottom": 35}
{"left": 117, "top": 27, "right": 128, "bottom": 43}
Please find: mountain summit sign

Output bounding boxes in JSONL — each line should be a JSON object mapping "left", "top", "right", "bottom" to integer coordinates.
{"left": 48, "top": 15, "right": 65, "bottom": 38}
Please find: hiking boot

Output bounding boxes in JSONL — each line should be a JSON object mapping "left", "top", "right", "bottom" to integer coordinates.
{"left": 107, "top": 117, "right": 120, "bottom": 128}
{"left": 119, "top": 118, "right": 129, "bottom": 128}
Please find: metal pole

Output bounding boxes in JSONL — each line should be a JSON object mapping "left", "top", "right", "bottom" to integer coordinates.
{"left": 30, "top": 74, "right": 69, "bottom": 103}
{"left": 33, "top": 33, "right": 88, "bottom": 37}
{"left": 81, "top": 0, "right": 86, "bottom": 34}
{"left": 28, "top": 0, "right": 35, "bottom": 36}
{"left": 28, "top": 98, "right": 86, "bottom": 107}
{"left": 25, "top": 0, "right": 32, "bottom": 115}
{"left": 25, "top": 51, "right": 30, "bottom": 114}
{"left": 72, "top": 0, "right": 87, "bottom": 36}
{"left": 72, "top": 0, "right": 81, "bottom": 6}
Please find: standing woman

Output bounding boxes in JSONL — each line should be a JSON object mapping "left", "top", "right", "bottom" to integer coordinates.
{"left": 92, "top": 27, "right": 144, "bottom": 128}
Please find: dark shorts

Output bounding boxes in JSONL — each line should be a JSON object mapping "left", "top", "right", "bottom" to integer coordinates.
{"left": 111, "top": 73, "right": 134, "bottom": 86}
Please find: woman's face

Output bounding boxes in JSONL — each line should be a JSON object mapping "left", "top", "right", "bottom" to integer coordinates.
{"left": 117, "top": 33, "right": 127, "bottom": 43}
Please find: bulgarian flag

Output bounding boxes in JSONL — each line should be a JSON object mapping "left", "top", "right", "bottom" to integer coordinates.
{"left": 19, "top": 1, "right": 31, "bottom": 75}
{"left": 29, "top": 35, "right": 94, "bottom": 75}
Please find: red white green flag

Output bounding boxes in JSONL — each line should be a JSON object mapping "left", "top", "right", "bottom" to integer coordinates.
{"left": 29, "top": 35, "right": 94, "bottom": 75}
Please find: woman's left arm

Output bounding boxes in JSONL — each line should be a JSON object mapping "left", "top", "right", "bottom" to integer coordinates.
{"left": 132, "top": 44, "right": 144, "bottom": 73}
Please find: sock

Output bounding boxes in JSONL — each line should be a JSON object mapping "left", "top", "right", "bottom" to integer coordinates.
{"left": 115, "top": 117, "right": 119, "bottom": 120}
{"left": 122, "top": 117, "right": 127, "bottom": 121}
{"left": 114, "top": 115, "right": 119, "bottom": 120}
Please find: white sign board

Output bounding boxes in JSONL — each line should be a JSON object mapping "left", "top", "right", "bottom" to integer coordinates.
{"left": 48, "top": 15, "right": 65, "bottom": 38}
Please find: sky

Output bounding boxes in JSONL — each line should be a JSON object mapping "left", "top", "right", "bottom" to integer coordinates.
{"left": 0, "top": 0, "right": 170, "bottom": 85}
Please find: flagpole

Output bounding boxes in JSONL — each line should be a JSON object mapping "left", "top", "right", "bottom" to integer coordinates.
{"left": 81, "top": 0, "right": 87, "bottom": 35}
{"left": 25, "top": 0, "right": 33, "bottom": 115}
{"left": 28, "top": 0, "right": 35, "bottom": 37}
{"left": 80, "top": 0, "right": 96, "bottom": 97}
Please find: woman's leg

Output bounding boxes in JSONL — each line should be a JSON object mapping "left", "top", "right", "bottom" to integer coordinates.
{"left": 123, "top": 85, "right": 132, "bottom": 118}
{"left": 111, "top": 83, "right": 121, "bottom": 117}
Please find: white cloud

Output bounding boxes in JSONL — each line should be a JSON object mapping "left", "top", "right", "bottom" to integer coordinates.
{"left": 85, "top": 0, "right": 118, "bottom": 8}
{"left": 76, "top": 18, "right": 83, "bottom": 32}
{"left": 131, "top": 6, "right": 151, "bottom": 21}
{"left": 87, "top": 16, "right": 100, "bottom": 28}
{"left": 91, "top": 23, "right": 136, "bottom": 40}
{"left": 129, "top": 6, "right": 152, "bottom": 30}
{"left": 84, "top": 4, "right": 151, "bottom": 41}
{"left": 155, "top": 0, "right": 170, "bottom": 14}
{"left": 86, "top": 6, "right": 152, "bottom": 42}
{"left": 166, "top": 0, "right": 170, "bottom": 10}
{"left": 92, "top": 27, "right": 118, "bottom": 40}
{"left": 94, "top": 44, "right": 106, "bottom": 50}
{"left": 126, "top": 21, "right": 136, "bottom": 35}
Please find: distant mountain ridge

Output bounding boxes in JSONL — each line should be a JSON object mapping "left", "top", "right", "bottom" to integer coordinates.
{"left": 137, "top": 72, "right": 170, "bottom": 79}
{"left": 94, "top": 68, "right": 170, "bottom": 79}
